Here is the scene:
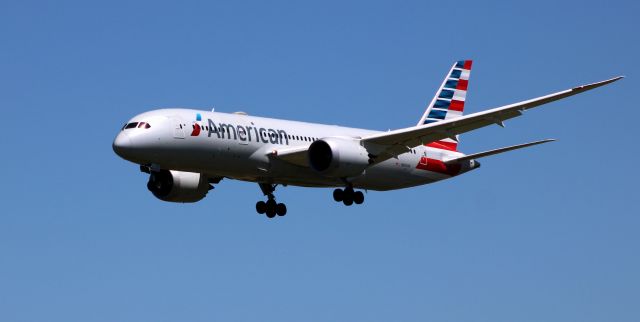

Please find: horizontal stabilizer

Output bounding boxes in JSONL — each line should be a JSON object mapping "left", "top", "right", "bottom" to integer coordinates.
{"left": 444, "top": 139, "right": 555, "bottom": 164}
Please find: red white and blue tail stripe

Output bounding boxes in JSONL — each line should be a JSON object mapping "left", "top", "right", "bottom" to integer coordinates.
{"left": 417, "top": 60, "right": 472, "bottom": 151}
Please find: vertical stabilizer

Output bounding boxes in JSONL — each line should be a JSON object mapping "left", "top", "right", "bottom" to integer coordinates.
{"left": 417, "top": 60, "right": 472, "bottom": 151}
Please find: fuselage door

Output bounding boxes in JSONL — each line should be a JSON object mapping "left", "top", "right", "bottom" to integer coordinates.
{"left": 173, "top": 117, "right": 185, "bottom": 139}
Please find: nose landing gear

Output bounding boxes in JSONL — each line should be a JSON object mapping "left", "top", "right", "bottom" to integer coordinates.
{"left": 256, "top": 183, "right": 287, "bottom": 218}
{"left": 333, "top": 186, "right": 364, "bottom": 206}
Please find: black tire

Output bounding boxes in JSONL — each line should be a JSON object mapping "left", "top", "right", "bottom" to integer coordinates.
{"left": 333, "top": 189, "right": 344, "bottom": 202}
{"left": 343, "top": 195, "right": 353, "bottom": 206}
{"left": 276, "top": 203, "right": 287, "bottom": 216}
{"left": 256, "top": 201, "right": 267, "bottom": 214}
{"left": 266, "top": 199, "right": 277, "bottom": 218}
{"left": 353, "top": 191, "right": 364, "bottom": 204}
{"left": 266, "top": 209, "right": 276, "bottom": 218}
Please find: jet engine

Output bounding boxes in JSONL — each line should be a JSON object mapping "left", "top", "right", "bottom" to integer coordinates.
{"left": 147, "top": 169, "right": 211, "bottom": 203}
{"left": 308, "top": 137, "right": 370, "bottom": 178}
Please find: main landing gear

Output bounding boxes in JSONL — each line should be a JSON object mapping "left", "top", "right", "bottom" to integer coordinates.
{"left": 333, "top": 186, "right": 364, "bottom": 206}
{"left": 256, "top": 183, "right": 287, "bottom": 218}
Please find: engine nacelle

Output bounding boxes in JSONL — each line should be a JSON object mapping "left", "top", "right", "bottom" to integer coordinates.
{"left": 308, "top": 137, "right": 370, "bottom": 178}
{"left": 147, "top": 170, "right": 211, "bottom": 203}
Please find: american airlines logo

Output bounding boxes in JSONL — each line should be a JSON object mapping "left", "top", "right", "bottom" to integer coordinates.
{"left": 202, "top": 118, "right": 290, "bottom": 145}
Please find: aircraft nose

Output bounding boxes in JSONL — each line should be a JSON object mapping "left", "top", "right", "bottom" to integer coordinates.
{"left": 113, "top": 132, "right": 133, "bottom": 159}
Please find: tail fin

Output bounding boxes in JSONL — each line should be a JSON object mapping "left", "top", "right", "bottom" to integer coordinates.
{"left": 417, "top": 60, "right": 472, "bottom": 151}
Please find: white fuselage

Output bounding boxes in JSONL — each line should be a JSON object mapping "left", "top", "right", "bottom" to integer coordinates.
{"left": 113, "top": 108, "right": 475, "bottom": 191}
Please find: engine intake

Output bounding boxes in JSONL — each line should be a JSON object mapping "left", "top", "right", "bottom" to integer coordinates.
{"left": 147, "top": 170, "right": 211, "bottom": 203}
{"left": 308, "top": 138, "right": 369, "bottom": 178}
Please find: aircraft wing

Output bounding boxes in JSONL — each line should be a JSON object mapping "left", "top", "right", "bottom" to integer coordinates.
{"left": 362, "top": 76, "right": 623, "bottom": 162}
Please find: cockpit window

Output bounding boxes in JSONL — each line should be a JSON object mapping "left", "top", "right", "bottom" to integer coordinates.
{"left": 122, "top": 122, "right": 151, "bottom": 130}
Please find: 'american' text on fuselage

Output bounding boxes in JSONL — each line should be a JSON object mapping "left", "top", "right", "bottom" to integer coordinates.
{"left": 207, "top": 119, "right": 289, "bottom": 145}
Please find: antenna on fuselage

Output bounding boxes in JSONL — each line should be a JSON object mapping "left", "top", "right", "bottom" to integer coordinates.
{"left": 211, "top": 106, "right": 215, "bottom": 112}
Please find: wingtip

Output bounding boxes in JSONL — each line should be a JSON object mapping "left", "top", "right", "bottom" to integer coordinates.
{"left": 573, "top": 76, "right": 624, "bottom": 91}
{"left": 598, "top": 75, "right": 624, "bottom": 84}
{"left": 534, "top": 138, "right": 556, "bottom": 145}
{"left": 602, "top": 75, "right": 625, "bottom": 84}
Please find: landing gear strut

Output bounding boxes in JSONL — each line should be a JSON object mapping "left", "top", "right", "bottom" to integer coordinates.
{"left": 256, "top": 183, "right": 287, "bottom": 218}
{"left": 333, "top": 186, "right": 364, "bottom": 206}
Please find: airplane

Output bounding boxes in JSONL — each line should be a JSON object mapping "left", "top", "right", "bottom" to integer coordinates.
{"left": 113, "top": 60, "right": 622, "bottom": 218}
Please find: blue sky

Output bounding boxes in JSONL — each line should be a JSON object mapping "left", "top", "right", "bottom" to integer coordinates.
{"left": 1, "top": 1, "right": 638, "bottom": 321}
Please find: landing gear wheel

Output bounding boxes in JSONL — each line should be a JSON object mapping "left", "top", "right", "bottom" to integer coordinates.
{"left": 342, "top": 187, "right": 354, "bottom": 206}
{"left": 343, "top": 194, "right": 354, "bottom": 206}
{"left": 256, "top": 201, "right": 266, "bottom": 214}
{"left": 333, "top": 189, "right": 344, "bottom": 202}
{"left": 257, "top": 183, "right": 289, "bottom": 218}
{"left": 266, "top": 210, "right": 276, "bottom": 218}
{"left": 276, "top": 203, "right": 287, "bottom": 216}
{"left": 265, "top": 199, "right": 277, "bottom": 218}
{"left": 353, "top": 191, "right": 364, "bottom": 205}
